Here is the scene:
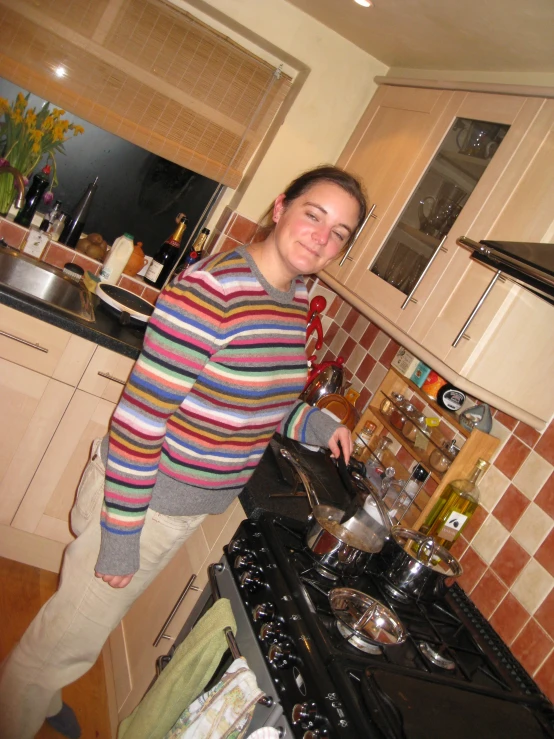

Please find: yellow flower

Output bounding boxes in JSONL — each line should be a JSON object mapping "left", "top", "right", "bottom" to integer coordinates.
{"left": 52, "top": 123, "right": 65, "bottom": 142}
{"left": 15, "top": 92, "right": 27, "bottom": 110}
{"left": 31, "top": 142, "right": 41, "bottom": 154}
{"left": 11, "top": 109, "right": 24, "bottom": 124}
{"left": 72, "top": 124, "right": 85, "bottom": 136}
{"left": 25, "top": 110, "right": 37, "bottom": 128}
{"left": 31, "top": 129, "right": 43, "bottom": 143}
{"left": 42, "top": 115, "right": 54, "bottom": 131}
{"left": 51, "top": 108, "right": 65, "bottom": 118}
{"left": 0, "top": 97, "right": 9, "bottom": 113}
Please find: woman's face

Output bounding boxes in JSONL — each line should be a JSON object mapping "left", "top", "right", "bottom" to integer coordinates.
{"left": 271, "top": 181, "right": 361, "bottom": 278}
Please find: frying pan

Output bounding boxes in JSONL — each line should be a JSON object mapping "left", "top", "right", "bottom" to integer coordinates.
{"left": 96, "top": 283, "right": 155, "bottom": 327}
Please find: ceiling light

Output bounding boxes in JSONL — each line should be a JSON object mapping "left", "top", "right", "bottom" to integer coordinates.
{"left": 354, "top": 0, "right": 373, "bottom": 7}
{"left": 54, "top": 65, "right": 67, "bottom": 78}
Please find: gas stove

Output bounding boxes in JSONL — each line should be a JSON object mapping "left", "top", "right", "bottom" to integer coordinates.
{"left": 226, "top": 512, "right": 554, "bottom": 738}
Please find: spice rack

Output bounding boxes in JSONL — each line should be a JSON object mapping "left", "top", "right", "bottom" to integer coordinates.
{"left": 352, "top": 367, "right": 500, "bottom": 531}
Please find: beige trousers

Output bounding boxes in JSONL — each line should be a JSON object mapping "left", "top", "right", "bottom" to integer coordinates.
{"left": 0, "top": 439, "right": 206, "bottom": 739}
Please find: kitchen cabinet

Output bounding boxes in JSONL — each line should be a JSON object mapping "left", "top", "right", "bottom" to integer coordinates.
{"left": 353, "top": 367, "right": 499, "bottom": 531}
{"left": 323, "top": 84, "right": 554, "bottom": 428}
{"left": 107, "top": 499, "right": 246, "bottom": 722}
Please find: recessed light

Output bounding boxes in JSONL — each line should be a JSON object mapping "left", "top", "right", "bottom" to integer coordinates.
{"left": 354, "top": 0, "right": 373, "bottom": 7}
{"left": 54, "top": 65, "right": 67, "bottom": 78}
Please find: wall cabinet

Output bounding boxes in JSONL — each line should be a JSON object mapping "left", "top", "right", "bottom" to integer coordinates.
{"left": 107, "top": 499, "right": 246, "bottom": 723}
{"left": 323, "top": 85, "right": 554, "bottom": 429}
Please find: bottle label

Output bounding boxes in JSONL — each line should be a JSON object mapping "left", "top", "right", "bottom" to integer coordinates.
{"left": 99, "top": 266, "right": 112, "bottom": 280}
{"left": 145, "top": 260, "right": 163, "bottom": 281}
{"left": 438, "top": 511, "right": 468, "bottom": 541}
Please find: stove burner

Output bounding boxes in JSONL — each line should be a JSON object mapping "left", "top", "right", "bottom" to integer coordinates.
{"left": 418, "top": 640, "right": 456, "bottom": 670}
{"left": 381, "top": 579, "right": 412, "bottom": 603}
{"left": 337, "top": 621, "right": 382, "bottom": 654}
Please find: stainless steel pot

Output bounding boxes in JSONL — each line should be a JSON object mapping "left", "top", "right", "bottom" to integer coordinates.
{"left": 280, "top": 448, "right": 390, "bottom": 578}
{"left": 300, "top": 364, "right": 344, "bottom": 405}
{"left": 378, "top": 527, "right": 463, "bottom": 602}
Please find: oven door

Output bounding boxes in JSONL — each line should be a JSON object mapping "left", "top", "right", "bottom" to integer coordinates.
{"left": 157, "top": 555, "right": 293, "bottom": 737}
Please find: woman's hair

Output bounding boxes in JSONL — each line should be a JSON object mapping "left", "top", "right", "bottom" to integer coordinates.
{"left": 258, "top": 165, "right": 368, "bottom": 250}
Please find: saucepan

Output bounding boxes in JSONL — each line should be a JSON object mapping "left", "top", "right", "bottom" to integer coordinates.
{"left": 280, "top": 448, "right": 392, "bottom": 578}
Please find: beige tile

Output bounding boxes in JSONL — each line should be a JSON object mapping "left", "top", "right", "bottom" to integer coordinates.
{"left": 472, "top": 516, "right": 509, "bottom": 564}
{"left": 329, "top": 327, "right": 347, "bottom": 356}
{"left": 349, "top": 376, "right": 363, "bottom": 394}
{"left": 479, "top": 465, "right": 510, "bottom": 512}
{"left": 368, "top": 331, "right": 390, "bottom": 360}
{"left": 512, "top": 503, "right": 554, "bottom": 555}
{"left": 512, "top": 560, "right": 554, "bottom": 614}
{"left": 366, "top": 363, "right": 388, "bottom": 396}
{"left": 490, "top": 420, "right": 513, "bottom": 460}
{"left": 320, "top": 315, "right": 332, "bottom": 336}
{"left": 346, "top": 343, "right": 368, "bottom": 374}
{"left": 513, "top": 451, "right": 553, "bottom": 501}
{"left": 307, "top": 283, "right": 334, "bottom": 304}
{"left": 351, "top": 314, "right": 370, "bottom": 342}
{"left": 335, "top": 302, "right": 350, "bottom": 325}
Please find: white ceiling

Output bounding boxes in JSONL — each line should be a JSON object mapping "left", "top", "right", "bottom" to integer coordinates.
{"left": 285, "top": 0, "right": 554, "bottom": 72}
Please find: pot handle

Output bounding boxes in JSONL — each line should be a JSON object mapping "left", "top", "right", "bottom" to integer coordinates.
{"left": 279, "top": 448, "right": 321, "bottom": 509}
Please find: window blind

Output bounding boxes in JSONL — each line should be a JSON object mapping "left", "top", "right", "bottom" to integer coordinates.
{"left": 0, "top": 0, "right": 292, "bottom": 187}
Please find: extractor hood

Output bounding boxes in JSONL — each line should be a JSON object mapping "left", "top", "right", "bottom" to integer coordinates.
{"left": 458, "top": 237, "right": 554, "bottom": 306}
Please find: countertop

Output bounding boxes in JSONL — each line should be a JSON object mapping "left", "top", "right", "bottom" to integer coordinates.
{"left": 239, "top": 435, "right": 351, "bottom": 523}
{"left": 0, "top": 282, "right": 145, "bottom": 359}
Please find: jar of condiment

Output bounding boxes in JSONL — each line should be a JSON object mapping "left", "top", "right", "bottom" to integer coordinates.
{"left": 402, "top": 410, "right": 425, "bottom": 443}
{"left": 388, "top": 392, "right": 406, "bottom": 430}
{"left": 352, "top": 421, "right": 377, "bottom": 461}
{"left": 429, "top": 439, "right": 460, "bottom": 473}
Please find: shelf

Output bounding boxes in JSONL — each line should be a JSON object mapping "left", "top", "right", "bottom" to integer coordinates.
{"left": 437, "top": 151, "right": 489, "bottom": 183}
{"left": 396, "top": 221, "right": 442, "bottom": 251}
{"left": 389, "top": 366, "right": 470, "bottom": 439}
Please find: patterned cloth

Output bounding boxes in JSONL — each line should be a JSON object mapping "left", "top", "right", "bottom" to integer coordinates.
{"left": 163, "top": 657, "right": 263, "bottom": 739}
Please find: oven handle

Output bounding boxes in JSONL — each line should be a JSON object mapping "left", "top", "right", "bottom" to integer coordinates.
{"left": 208, "top": 562, "right": 274, "bottom": 708}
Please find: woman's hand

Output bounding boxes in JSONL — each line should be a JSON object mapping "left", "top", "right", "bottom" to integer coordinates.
{"left": 328, "top": 426, "right": 353, "bottom": 465}
{"left": 95, "top": 571, "right": 134, "bottom": 589}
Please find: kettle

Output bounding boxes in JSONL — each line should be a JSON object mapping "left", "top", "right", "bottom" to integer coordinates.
{"left": 300, "top": 357, "right": 345, "bottom": 405}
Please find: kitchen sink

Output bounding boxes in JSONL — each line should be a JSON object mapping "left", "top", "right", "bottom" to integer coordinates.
{"left": 0, "top": 243, "right": 95, "bottom": 322}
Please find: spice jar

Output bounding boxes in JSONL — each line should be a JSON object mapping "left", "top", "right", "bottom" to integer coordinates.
{"left": 352, "top": 421, "right": 377, "bottom": 461}
{"left": 429, "top": 439, "right": 460, "bottom": 473}
{"left": 402, "top": 410, "right": 425, "bottom": 443}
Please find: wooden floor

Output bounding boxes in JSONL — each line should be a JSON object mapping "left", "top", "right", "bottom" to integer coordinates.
{"left": 0, "top": 556, "right": 112, "bottom": 738}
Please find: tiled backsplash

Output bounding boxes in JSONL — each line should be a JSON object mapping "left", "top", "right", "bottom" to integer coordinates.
{"left": 209, "top": 207, "right": 554, "bottom": 700}
{"left": 0, "top": 218, "right": 160, "bottom": 304}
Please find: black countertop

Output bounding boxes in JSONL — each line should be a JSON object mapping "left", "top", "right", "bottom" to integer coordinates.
{"left": 239, "top": 435, "right": 351, "bottom": 523}
{"left": 0, "top": 283, "right": 145, "bottom": 359}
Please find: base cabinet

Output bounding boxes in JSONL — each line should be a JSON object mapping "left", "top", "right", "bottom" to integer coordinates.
{"left": 107, "top": 499, "right": 246, "bottom": 723}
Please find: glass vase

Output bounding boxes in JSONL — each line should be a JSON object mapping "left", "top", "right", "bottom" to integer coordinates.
{"left": 0, "top": 172, "right": 17, "bottom": 216}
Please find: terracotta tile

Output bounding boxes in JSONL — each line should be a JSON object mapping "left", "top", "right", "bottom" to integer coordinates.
{"left": 339, "top": 336, "right": 356, "bottom": 362}
{"left": 326, "top": 296, "right": 342, "bottom": 320}
{"left": 515, "top": 421, "right": 541, "bottom": 448}
{"left": 511, "top": 619, "right": 554, "bottom": 677}
{"left": 219, "top": 236, "right": 240, "bottom": 253}
{"left": 535, "top": 651, "right": 554, "bottom": 702}
{"left": 324, "top": 321, "right": 340, "bottom": 346}
{"left": 355, "top": 387, "right": 371, "bottom": 414}
{"left": 438, "top": 420, "right": 454, "bottom": 442}
{"left": 342, "top": 307, "right": 360, "bottom": 334}
{"left": 43, "top": 242, "right": 75, "bottom": 269}
{"left": 536, "top": 472, "right": 554, "bottom": 519}
{"left": 118, "top": 275, "right": 142, "bottom": 296}
{"left": 536, "top": 530, "right": 554, "bottom": 578}
{"left": 411, "top": 395, "right": 426, "bottom": 412}
{"left": 492, "top": 484, "right": 531, "bottom": 531}
{"left": 491, "top": 537, "right": 531, "bottom": 587}
{"left": 359, "top": 323, "right": 380, "bottom": 350}
{"left": 458, "top": 546, "right": 487, "bottom": 594}
{"left": 72, "top": 253, "right": 101, "bottom": 273}
{"left": 355, "top": 354, "right": 377, "bottom": 384}
{"left": 494, "top": 436, "right": 532, "bottom": 480}
{"left": 379, "top": 339, "right": 401, "bottom": 369}
{"left": 215, "top": 206, "right": 233, "bottom": 233}
{"left": 0, "top": 219, "right": 27, "bottom": 247}
{"left": 494, "top": 410, "right": 518, "bottom": 431}
{"left": 535, "top": 589, "right": 554, "bottom": 639}
{"left": 306, "top": 338, "right": 318, "bottom": 357}
{"left": 461, "top": 505, "right": 488, "bottom": 542}
{"left": 490, "top": 593, "right": 530, "bottom": 645}
{"left": 450, "top": 534, "right": 468, "bottom": 560}
{"left": 470, "top": 568, "right": 508, "bottom": 619}
{"left": 251, "top": 226, "right": 267, "bottom": 244}
{"left": 227, "top": 213, "right": 258, "bottom": 244}
{"left": 536, "top": 419, "right": 554, "bottom": 467}
{"left": 396, "top": 446, "right": 413, "bottom": 470}
{"left": 424, "top": 476, "right": 438, "bottom": 495}
{"left": 141, "top": 286, "right": 160, "bottom": 305}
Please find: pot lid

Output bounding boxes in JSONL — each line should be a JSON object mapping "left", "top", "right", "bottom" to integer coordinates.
{"left": 329, "top": 587, "right": 406, "bottom": 647}
{"left": 97, "top": 283, "right": 155, "bottom": 322}
{"left": 392, "top": 527, "right": 463, "bottom": 577}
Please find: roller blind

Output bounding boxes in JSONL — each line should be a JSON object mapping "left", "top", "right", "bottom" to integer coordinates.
{"left": 0, "top": 0, "right": 292, "bottom": 187}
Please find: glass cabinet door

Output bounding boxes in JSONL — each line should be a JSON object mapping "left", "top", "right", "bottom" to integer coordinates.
{"left": 370, "top": 118, "right": 510, "bottom": 296}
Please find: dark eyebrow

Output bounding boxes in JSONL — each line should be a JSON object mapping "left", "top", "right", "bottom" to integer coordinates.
{"left": 304, "top": 201, "right": 353, "bottom": 234}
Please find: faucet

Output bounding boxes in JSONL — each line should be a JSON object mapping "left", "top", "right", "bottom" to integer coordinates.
{"left": 0, "top": 163, "right": 26, "bottom": 209}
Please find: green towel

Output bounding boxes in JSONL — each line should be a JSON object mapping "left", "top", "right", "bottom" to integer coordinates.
{"left": 118, "top": 598, "right": 236, "bottom": 739}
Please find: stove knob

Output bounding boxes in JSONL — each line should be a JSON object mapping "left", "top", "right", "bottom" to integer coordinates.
{"left": 259, "top": 620, "right": 288, "bottom": 643}
{"left": 239, "top": 568, "right": 264, "bottom": 592}
{"left": 302, "top": 731, "right": 328, "bottom": 739}
{"left": 228, "top": 538, "right": 251, "bottom": 554}
{"left": 252, "top": 602, "right": 276, "bottom": 623}
{"left": 292, "top": 702, "right": 326, "bottom": 729}
{"left": 268, "top": 642, "right": 296, "bottom": 669}
{"left": 234, "top": 554, "right": 256, "bottom": 570}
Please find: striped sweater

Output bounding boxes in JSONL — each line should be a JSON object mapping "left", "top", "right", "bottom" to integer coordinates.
{"left": 96, "top": 247, "right": 339, "bottom": 575}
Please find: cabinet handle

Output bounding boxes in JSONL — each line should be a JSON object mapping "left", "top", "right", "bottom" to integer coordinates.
{"left": 0, "top": 329, "right": 48, "bottom": 353}
{"left": 400, "top": 236, "right": 448, "bottom": 310}
{"left": 452, "top": 269, "right": 503, "bottom": 347}
{"left": 153, "top": 574, "right": 200, "bottom": 646}
{"left": 97, "top": 370, "right": 127, "bottom": 385}
{"left": 338, "top": 203, "right": 377, "bottom": 266}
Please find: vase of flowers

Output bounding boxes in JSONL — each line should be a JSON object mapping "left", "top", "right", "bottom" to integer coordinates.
{"left": 0, "top": 92, "right": 85, "bottom": 216}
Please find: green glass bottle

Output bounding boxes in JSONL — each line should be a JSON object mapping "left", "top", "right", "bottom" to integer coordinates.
{"left": 421, "top": 458, "right": 489, "bottom": 549}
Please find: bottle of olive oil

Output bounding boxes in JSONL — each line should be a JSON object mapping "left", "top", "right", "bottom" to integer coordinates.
{"left": 421, "top": 459, "right": 489, "bottom": 548}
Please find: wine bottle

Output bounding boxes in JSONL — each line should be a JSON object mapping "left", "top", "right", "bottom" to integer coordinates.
{"left": 14, "top": 165, "right": 51, "bottom": 227}
{"left": 421, "top": 458, "right": 489, "bottom": 548}
{"left": 59, "top": 177, "right": 98, "bottom": 248}
{"left": 144, "top": 214, "right": 188, "bottom": 288}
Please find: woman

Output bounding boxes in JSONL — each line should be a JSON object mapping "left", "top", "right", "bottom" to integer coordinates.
{"left": 0, "top": 165, "right": 367, "bottom": 738}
